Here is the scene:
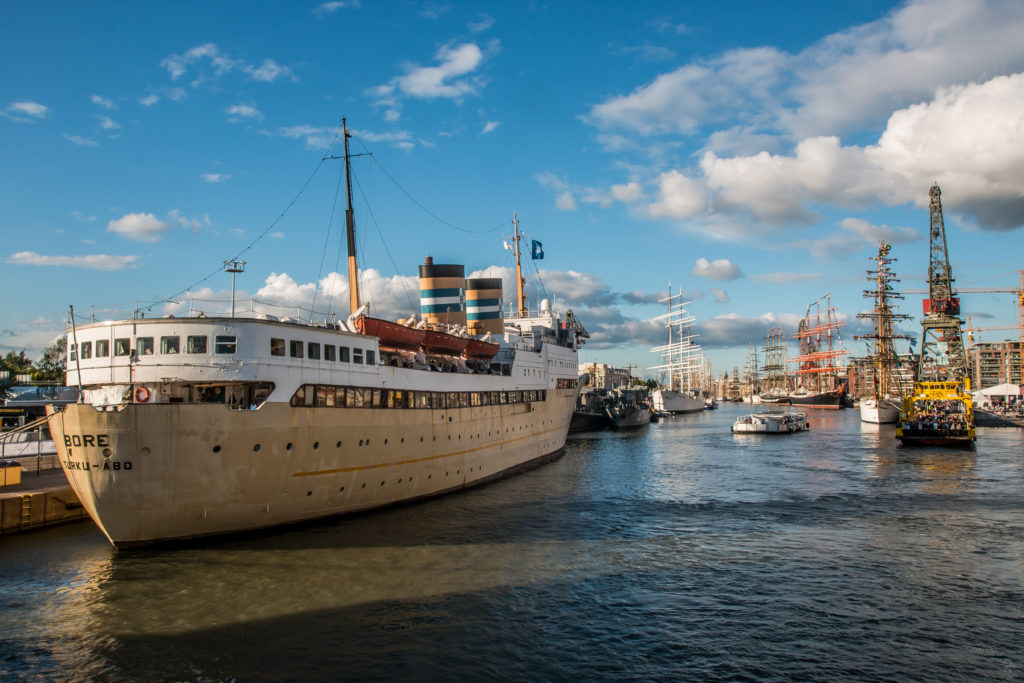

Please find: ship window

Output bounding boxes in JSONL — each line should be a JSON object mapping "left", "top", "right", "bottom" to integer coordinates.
{"left": 137, "top": 337, "right": 154, "bottom": 355}
{"left": 215, "top": 336, "right": 237, "bottom": 354}
{"left": 114, "top": 338, "right": 131, "bottom": 356}
{"left": 270, "top": 338, "right": 285, "bottom": 356}
{"left": 80, "top": 341, "right": 92, "bottom": 359}
{"left": 96, "top": 339, "right": 110, "bottom": 357}
{"left": 366, "top": 350, "right": 376, "bottom": 365}
{"left": 316, "top": 385, "right": 330, "bottom": 407}
{"left": 308, "top": 342, "right": 321, "bottom": 360}
{"left": 289, "top": 386, "right": 306, "bottom": 407}
{"left": 339, "top": 346, "right": 350, "bottom": 362}
{"left": 290, "top": 340, "right": 303, "bottom": 358}
{"left": 324, "top": 345, "right": 336, "bottom": 362}
{"left": 160, "top": 336, "right": 178, "bottom": 354}
{"left": 69, "top": 343, "right": 77, "bottom": 361}
{"left": 186, "top": 335, "right": 207, "bottom": 354}
{"left": 470, "top": 392, "right": 482, "bottom": 407}
{"left": 353, "top": 348, "right": 364, "bottom": 364}
{"left": 459, "top": 392, "right": 469, "bottom": 408}
{"left": 372, "top": 389, "right": 381, "bottom": 406}
{"left": 405, "top": 391, "right": 415, "bottom": 408}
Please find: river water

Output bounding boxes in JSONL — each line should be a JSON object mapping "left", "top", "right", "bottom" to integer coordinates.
{"left": 2, "top": 404, "right": 1023, "bottom": 681}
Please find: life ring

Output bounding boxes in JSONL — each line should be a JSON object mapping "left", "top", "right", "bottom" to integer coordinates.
{"left": 135, "top": 387, "right": 150, "bottom": 403}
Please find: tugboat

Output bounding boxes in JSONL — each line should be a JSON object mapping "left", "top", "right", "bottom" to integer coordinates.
{"left": 605, "top": 387, "right": 651, "bottom": 430}
{"left": 855, "top": 243, "right": 913, "bottom": 423}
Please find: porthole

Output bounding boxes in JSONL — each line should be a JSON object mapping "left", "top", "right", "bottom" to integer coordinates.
{"left": 359, "top": 439, "right": 363, "bottom": 447}
{"left": 306, "top": 491, "right": 312, "bottom": 496}
{"left": 361, "top": 483, "right": 366, "bottom": 488}
{"left": 400, "top": 438, "right": 405, "bottom": 444}
{"left": 286, "top": 442, "right": 293, "bottom": 451}
{"left": 336, "top": 441, "right": 342, "bottom": 448}
{"left": 398, "top": 478, "right": 402, "bottom": 483}
{"left": 384, "top": 439, "right": 388, "bottom": 445}
{"left": 212, "top": 445, "right": 221, "bottom": 454}
{"left": 339, "top": 486, "right": 345, "bottom": 492}
{"left": 253, "top": 444, "right": 261, "bottom": 452}
{"left": 313, "top": 441, "right": 320, "bottom": 450}
{"left": 420, "top": 437, "right": 424, "bottom": 442}
{"left": 380, "top": 481, "right": 385, "bottom": 487}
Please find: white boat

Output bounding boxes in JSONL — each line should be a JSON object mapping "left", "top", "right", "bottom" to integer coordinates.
{"left": 731, "top": 410, "right": 810, "bottom": 434}
{"left": 47, "top": 121, "right": 588, "bottom": 548}
{"left": 649, "top": 286, "right": 706, "bottom": 414}
{"left": 860, "top": 396, "right": 901, "bottom": 424}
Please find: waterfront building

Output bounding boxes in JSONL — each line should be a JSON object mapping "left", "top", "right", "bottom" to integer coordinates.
{"left": 967, "top": 340, "right": 1023, "bottom": 390}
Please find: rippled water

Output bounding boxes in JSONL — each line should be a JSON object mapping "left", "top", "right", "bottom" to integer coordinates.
{"left": 2, "top": 405, "right": 1023, "bottom": 681}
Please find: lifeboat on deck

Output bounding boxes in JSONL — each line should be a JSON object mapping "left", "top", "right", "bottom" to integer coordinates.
{"left": 355, "top": 316, "right": 426, "bottom": 351}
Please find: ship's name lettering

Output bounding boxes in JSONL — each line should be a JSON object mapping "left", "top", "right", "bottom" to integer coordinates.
{"left": 65, "top": 460, "right": 133, "bottom": 471}
{"left": 63, "top": 434, "right": 111, "bottom": 448}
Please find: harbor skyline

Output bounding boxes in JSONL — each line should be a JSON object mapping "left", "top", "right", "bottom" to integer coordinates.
{"left": 3, "top": 0, "right": 1024, "bottom": 375}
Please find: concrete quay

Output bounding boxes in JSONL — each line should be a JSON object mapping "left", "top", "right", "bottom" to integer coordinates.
{"left": 0, "top": 464, "right": 89, "bottom": 536}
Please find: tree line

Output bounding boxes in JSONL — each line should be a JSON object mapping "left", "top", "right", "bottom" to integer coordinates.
{"left": 1, "top": 338, "right": 66, "bottom": 384}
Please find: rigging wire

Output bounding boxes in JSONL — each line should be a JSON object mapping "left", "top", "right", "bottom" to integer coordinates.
{"left": 309, "top": 160, "right": 347, "bottom": 321}
{"left": 352, "top": 171, "right": 419, "bottom": 315}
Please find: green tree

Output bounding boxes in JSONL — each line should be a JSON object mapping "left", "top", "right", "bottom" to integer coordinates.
{"left": 35, "top": 337, "right": 67, "bottom": 382}
{"left": 1, "top": 350, "right": 33, "bottom": 375}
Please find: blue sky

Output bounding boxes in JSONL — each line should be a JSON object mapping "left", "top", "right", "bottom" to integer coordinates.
{"left": 3, "top": 0, "right": 1024, "bottom": 379}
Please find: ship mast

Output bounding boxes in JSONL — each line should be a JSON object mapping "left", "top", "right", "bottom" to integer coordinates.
{"left": 342, "top": 118, "right": 360, "bottom": 316}
{"left": 512, "top": 212, "right": 527, "bottom": 317}
{"left": 855, "top": 243, "right": 912, "bottom": 398}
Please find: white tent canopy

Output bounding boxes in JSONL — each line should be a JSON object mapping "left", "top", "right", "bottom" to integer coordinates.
{"left": 972, "top": 383, "right": 1023, "bottom": 406}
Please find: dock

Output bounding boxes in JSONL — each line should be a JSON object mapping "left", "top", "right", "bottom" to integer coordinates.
{"left": 0, "top": 459, "right": 89, "bottom": 536}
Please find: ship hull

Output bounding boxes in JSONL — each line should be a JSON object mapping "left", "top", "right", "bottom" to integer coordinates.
{"left": 896, "top": 430, "right": 976, "bottom": 449}
{"left": 784, "top": 390, "right": 844, "bottom": 409}
{"left": 860, "top": 397, "right": 900, "bottom": 424}
{"left": 651, "top": 389, "right": 704, "bottom": 414}
{"left": 49, "top": 392, "right": 575, "bottom": 547}
{"left": 569, "top": 410, "right": 608, "bottom": 432}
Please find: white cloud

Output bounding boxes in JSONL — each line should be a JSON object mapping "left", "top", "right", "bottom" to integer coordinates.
{"left": 202, "top": 172, "right": 231, "bottom": 183}
{"left": 97, "top": 115, "right": 120, "bottom": 130}
{"left": 107, "top": 212, "right": 170, "bottom": 242}
{"left": 71, "top": 210, "right": 96, "bottom": 223}
{"left": 469, "top": 14, "right": 495, "bottom": 33}
{"left": 838, "top": 217, "right": 920, "bottom": 244}
{"left": 227, "top": 104, "right": 264, "bottom": 121}
{"left": 691, "top": 257, "right": 743, "bottom": 281}
{"left": 481, "top": 120, "right": 499, "bottom": 135}
{"left": 710, "top": 288, "right": 730, "bottom": 303}
{"left": 647, "top": 170, "right": 706, "bottom": 218}
{"left": 611, "top": 181, "right": 644, "bottom": 203}
{"left": 168, "top": 209, "right": 205, "bottom": 234}
{"left": 64, "top": 134, "right": 98, "bottom": 147}
{"left": 555, "top": 191, "right": 577, "bottom": 211}
{"left": 139, "top": 94, "right": 160, "bottom": 107}
{"left": 4, "top": 100, "right": 51, "bottom": 122}
{"left": 245, "top": 59, "right": 296, "bottom": 83}
{"left": 314, "top": 0, "right": 360, "bottom": 17}
{"left": 9, "top": 251, "right": 139, "bottom": 270}
{"left": 90, "top": 94, "right": 115, "bottom": 109}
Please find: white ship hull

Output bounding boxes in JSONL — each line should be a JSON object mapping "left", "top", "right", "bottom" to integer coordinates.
{"left": 651, "top": 389, "right": 704, "bottom": 414}
{"left": 860, "top": 397, "right": 900, "bottom": 424}
{"left": 50, "top": 393, "right": 574, "bottom": 547}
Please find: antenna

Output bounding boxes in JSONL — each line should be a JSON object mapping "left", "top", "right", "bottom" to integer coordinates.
{"left": 223, "top": 259, "right": 246, "bottom": 318}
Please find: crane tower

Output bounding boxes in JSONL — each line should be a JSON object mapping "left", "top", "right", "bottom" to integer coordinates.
{"left": 917, "top": 184, "right": 968, "bottom": 381}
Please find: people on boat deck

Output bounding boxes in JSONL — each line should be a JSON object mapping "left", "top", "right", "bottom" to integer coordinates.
{"left": 904, "top": 398, "right": 972, "bottom": 431}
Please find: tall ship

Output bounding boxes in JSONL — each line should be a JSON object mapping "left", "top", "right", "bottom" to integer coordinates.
{"left": 741, "top": 342, "right": 761, "bottom": 403}
{"left": 784, "top": 294, "right": 850, "bottom": 409}
{"left": 855, "top": 243, "right": 913, "bottom": 423}
{"left": 897, "top": 184, "right": 975, "bottom": 448}
{"left": 759, "top": 327, "right": 790, "bottom": 405}
{"left": 648, "top": 286, "right": 706, "bottom": 414}
{"left": 47, "top": 121, "right": 587, "bottom": 547}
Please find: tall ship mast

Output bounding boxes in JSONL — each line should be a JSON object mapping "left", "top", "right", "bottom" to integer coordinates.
{"left": 759, "top": 327, "right": 789, "bottom": 404}
{"left": 47, "top": 120, "right": 589, "bottom": 547}
{"left": 648, "top": 286, "right": 706, "bottom": 414}
{"left": 741, "top": 341, "right": 761, "bottom": 403}
{"left": 784, "top": 293, "right": 850, "bottom": 409}
{"left": 897, "top": 184, "right": 975, "bottom": 448}
{"left": 855, "top": 243, "right": 914, "bottom": 424}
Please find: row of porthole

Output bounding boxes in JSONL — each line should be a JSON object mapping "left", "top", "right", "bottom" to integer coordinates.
{"left": 213, "top": 421, "right": 549, "bottom": 455}
{"left": 303, "top": 467, "right": 474, "bottom": 496}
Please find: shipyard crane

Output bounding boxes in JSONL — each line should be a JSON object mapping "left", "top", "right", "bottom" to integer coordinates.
{"left": 905, "top": 269, "right": 1023, "bottom": 383}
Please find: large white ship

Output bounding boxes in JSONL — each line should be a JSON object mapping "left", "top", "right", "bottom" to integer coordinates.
{"left": 47, "top": 122, "right": 586, "bottom": 547}
{"left": 649, "top": 286, "right": 705, "bottom": 414}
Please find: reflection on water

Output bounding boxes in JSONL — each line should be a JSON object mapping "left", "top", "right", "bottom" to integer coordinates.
{"left": 3, "top": 405, "right": 1023, "bottom": 681}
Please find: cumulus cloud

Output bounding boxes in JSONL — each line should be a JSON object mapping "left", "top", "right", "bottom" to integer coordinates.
{"left": 9, "top": 252, "right": 139, "bottom": 270}
{"left": 555, "top": 191, "right": 577, "bottom": 211}
{"left": 710, "top": 288, "right": 730, "bottom": 303}
{"left": 227, "top": 104, "right": 263, "bottom": 121}
{"left": 97, "top": 115, "right": 120, "bottom": 130}
{"left": 168, "top": 209, "right": 207, "bottom": 234}
{"left": 368, "top": 41, "right": 498, "bottom": 118}
{"left": 611, "top": 181, "right": 644, "bottom": 203}
{"left": 202, "top": 172, "right": 231, "bottom": 183}
{"left": 160, "top": 43, "right": 295, "bottom": 85}
{"left": 481, "top": 120, "right": 499, "bottom": 134}
{"left": 107, "top": 212, "right": 170, "bottom": 242}
{"left": 91, "top": 94, "right": 116, "bottom": 109}
{"left": 469, "top": 14, "right": 495, "bottom": 33}
{"left": 314, "top": 1, "right": 361, "bottom": 18}
{"left": 3, "top": 100, "right": 51, "bottom": 121}
{"left": 64, "top": 134, "right": 98, "bottom": 147}
{"left": 647, "top": 170, "right": 707, "bottom": 218}
{"left": 691, "top": 257, "right": 743, "bottom": 281}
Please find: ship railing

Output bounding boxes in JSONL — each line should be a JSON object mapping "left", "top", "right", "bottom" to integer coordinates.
{"left": 69, "top": 297, "right": 353, "bottom": 328}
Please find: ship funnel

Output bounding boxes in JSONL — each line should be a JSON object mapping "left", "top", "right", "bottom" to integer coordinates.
{"left": 466, "top": 277, "right": 504, "bottom": 335}
{"left": 419, "top": 258, "right": 466, "bottom": 327}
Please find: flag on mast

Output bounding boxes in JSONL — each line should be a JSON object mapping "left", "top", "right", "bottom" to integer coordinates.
{"left": 531, "top": 240, "right": 544, "bottom": 260}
